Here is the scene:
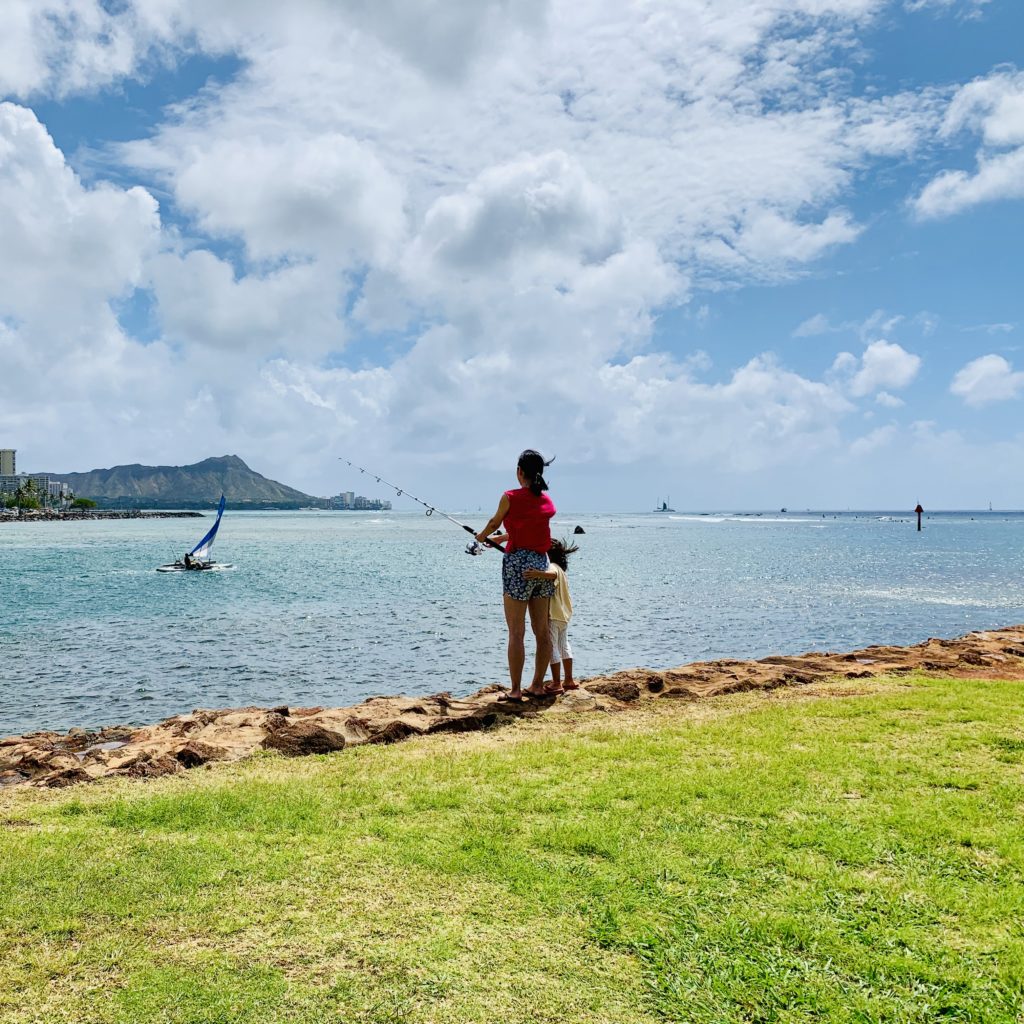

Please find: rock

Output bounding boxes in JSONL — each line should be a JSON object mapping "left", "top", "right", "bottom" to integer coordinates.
{"left": 262, "top": 720, "right": 347, "bottom": 757}
{"left": 427, "top": 712, "right": 497, "bottom": 734}
{"left": 556, "top": 690, "right": 599, "bottom": 711}
{"left": 574, "top": 525, "right": 585, "bottom": 534}
{"left": 123, "top": 754, "right": 182, "bottom": 779}
{"left": 585, "top": 680, "right": 641, "bottom": 702}
{"left": 14, "top": 749, "right": 65, "bottom": 772}
{"left": 43, "top": 767, "right": 93, "bottom": 787}
{"left": 174, "top": 741, "right": 225, "bottom": 767}
{"left": 959, "top": 652, "right": 986, "bottom": 666}
{"left": 362, "top": 719, "right": 418, "bottom": 745}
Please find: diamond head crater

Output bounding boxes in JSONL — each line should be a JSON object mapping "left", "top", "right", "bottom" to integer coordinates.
{"left": 33, "top": 455, "right": 328, "bottom": 510}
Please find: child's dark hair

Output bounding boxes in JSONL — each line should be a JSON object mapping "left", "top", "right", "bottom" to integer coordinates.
{"left": 518, "top": 449, "right": 554, "bottom": 496}
{"left": 549, "top": 538, "right": 579, "bottom": 571}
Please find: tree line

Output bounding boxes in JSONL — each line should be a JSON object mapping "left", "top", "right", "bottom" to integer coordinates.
{"left": 2, "top": 477, "right": 96, "bottom": 512}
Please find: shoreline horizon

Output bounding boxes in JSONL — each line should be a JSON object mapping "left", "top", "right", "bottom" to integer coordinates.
{"left": 4, "top": 506, "right": 1024, "bottom": 520}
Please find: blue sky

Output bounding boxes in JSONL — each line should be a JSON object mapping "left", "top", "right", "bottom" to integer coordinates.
{"left": 1, "top": 0, "right": 1023, "bottom": 509}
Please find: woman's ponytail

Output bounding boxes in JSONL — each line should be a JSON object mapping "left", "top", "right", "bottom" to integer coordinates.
{"left": 518, "top": 449, "right": 554, "bottom": 496}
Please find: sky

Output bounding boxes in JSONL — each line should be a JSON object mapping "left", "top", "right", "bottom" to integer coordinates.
{"left": 1, "top": 0, "right": 1023, "bottom": 511}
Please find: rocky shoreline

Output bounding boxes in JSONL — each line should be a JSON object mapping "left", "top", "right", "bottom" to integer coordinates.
{"left": 0, "top": 509, "right": 203, "bottom": 522}
{"left": 3, "top": 625, "right": 1023, "bottom": 790}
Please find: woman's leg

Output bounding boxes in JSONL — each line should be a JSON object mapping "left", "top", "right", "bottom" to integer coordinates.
{"left": 525, "top": 596, "right": 552, "bottom": 694}
{"left": 503, "top": 594, "right": 528, "bottom": 697}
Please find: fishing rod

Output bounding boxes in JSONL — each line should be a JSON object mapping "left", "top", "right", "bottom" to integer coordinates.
{"left": 337, "top": 458, "right": 505, "bottom": 555}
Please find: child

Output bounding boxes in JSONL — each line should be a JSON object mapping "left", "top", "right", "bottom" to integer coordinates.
{"left": 524, "top": 538, "right": 579, "bottom": 695}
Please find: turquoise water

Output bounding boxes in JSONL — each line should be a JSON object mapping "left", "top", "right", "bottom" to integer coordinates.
{"left": 2, "top": 509, "right": 1024, "bottom": 737}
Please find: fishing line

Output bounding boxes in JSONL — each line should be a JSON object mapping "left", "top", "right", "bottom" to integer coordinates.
{"left": 337, "top": 458, "right": 505, "bottom": 555}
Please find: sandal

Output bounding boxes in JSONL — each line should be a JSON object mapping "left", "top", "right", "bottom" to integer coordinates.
{"left": 497, "top": 691, "right": 527, "bottom": 703}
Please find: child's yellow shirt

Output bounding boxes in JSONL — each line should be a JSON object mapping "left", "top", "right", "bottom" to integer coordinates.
{"left": 550, "top": 565, "right": 573, "bottom": 625}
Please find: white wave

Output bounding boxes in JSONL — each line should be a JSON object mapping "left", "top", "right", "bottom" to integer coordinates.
{"left": 724, "top": 516, "right": 824, "bottom": 524}
{"left": 668, "top": 514, "right": 726, "bottom": 523}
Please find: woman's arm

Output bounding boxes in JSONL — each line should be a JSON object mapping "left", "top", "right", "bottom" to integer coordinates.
{"left": 475, "top": 495, "right": 510, "bottom": 545}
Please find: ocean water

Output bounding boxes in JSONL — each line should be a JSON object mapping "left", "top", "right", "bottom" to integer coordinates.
{"left": 2, "top": 509, "right": 1023, "bottom": 737}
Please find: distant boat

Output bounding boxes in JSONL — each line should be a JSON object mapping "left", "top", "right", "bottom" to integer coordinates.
{"left": 654, "top": 497, "right": 676, "bottom": 512}
{"left": 157, "top": 495, "right": 233, "bottom": 572}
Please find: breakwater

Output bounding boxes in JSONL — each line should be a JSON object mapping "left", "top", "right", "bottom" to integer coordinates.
{"left": 0, "top": 509, "right": 203, "bottom": 522}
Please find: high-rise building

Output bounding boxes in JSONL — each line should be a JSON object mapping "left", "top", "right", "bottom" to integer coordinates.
{"left": 0, "top": 449, "right": 14, "bottom": 475}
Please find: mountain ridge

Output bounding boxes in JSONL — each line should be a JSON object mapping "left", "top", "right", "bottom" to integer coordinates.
{"left": 39, "top": 455, "right": 321, "bottom": 509}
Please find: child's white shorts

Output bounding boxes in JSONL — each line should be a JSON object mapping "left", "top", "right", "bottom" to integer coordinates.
{"left": 549, "top": 621, "right": 572, "bottom": 664}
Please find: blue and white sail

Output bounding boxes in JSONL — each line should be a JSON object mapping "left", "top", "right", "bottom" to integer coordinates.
{"left": 189, "top": 495, "right": 226, "bottom": 560}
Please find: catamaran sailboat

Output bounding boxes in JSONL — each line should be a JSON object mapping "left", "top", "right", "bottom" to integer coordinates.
{"left": 654, "top": 497, "right": 676, "bottom": 512}
{"left": 156, "top": 495, "right": 233, "bottom": 572}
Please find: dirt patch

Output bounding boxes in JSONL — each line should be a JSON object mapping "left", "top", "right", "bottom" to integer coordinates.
{"left": 944, "top": 666, "right": 1024, "bottom": 682}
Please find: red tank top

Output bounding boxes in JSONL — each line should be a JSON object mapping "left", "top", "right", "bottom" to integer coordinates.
{"left": 503, "top": 488, "right": 556, "bottom": 554}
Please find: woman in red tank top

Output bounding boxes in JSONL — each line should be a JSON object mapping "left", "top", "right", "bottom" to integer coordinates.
{"left": 476, "top": 450, "right": 556, "bottom": 701}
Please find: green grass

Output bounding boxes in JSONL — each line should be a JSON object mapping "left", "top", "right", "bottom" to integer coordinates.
{"left": 1, "top": 674, "right": 1023, "bottom": 1023}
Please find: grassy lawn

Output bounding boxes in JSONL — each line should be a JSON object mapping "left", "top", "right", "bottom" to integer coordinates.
{"left": 1, "top": 674, "right": 1023, "bottom": 1023}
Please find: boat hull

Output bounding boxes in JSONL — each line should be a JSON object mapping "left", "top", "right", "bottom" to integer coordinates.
{"left": 155, "top": 562, "right": 233, "bottom": 573}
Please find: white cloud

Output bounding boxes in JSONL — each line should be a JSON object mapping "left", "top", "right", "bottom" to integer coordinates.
{"left": 961, "top": 321, "right": 1015, "bottom": 335}
{"left": 0, "top": 103, "right": 159, "bottom": 328}
{"left": 941, "top": 69, "right": 1024, "bottom": 147}
{"left": 915, "top": 147, "right": 1024, "bottom": 219}
{"left": 149, "top": 250, "right": 346, "bottom": 355}
{"left": 794, "top": 313, "right": 833, "bottom": 337}
{"left": 113, "top": 0, "right": 942, "bottom": 288}
{"left": 904, "top": 0, "right": 991, "bottom": 16}
{"left": 859, "top": 310, "right": 905, "bottom": 340}
{"left": 0, "top": 0, "right": 549, "bottom": 99}
{"left": 950, "top": 354, "right": 1024, "bottom": 406}
{"left": 915, "top": 70, "right": 1024, "bottom": 219}
{"left": 139, "top": 132, "right": 408, "bottom": 265}
{"left": 850, "top": 424, "right": 898, "bottom": 456}
{"left": 702, "top": 208, "right": 862, "bottom": 274}
{"left": 0, "top": 1, "right": 158, "bottom": 99}
{"left": 833, "top": 340, "right": 922, "bottom": 397}
{"left": 794, "top": 308, "right": 924, "bottom": 342}
{"left": 3, "top": 0, "right": 1016, "bottom": 504}
{"left": 409, "top": 151, "right": 621, "bottom": 275}
{"left": 875, "top": 391, "right": 905, "bottom": 408}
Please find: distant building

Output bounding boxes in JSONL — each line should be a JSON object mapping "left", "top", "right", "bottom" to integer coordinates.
{"left": 0, "top": 473, "right": 56, "bottom": 502}
{"left": 328, "top": 490, "right": 392, "bottom": 511}
{"left": 0, "top": 449, "right": 14, "bottom": 475}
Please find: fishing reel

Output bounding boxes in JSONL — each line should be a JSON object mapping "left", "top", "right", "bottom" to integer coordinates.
{"left": 465, "top": 541, "right": 483, "bottom": 556}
